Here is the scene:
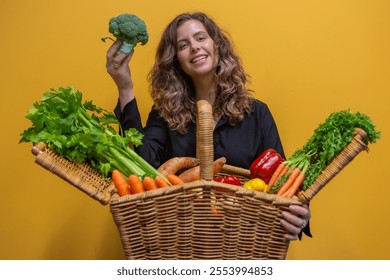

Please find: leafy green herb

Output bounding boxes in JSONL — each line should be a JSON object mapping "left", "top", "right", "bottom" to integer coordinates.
{"left": 295, "top": 110, "right": 380, "bottom": 189}
{"left": 20, "top": 86, "right": 165, "bottom": 179}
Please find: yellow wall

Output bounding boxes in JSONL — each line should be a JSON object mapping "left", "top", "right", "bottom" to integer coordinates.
{"left": 1, "top": 0, "right": 389, "bottom": 259}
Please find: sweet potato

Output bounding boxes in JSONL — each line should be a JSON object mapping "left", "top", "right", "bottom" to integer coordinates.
{"left": 157, "top": 157, "right": 199, "bottom": 176}
{"left": 178, "top": 157, "right": 226, "bottom": 182}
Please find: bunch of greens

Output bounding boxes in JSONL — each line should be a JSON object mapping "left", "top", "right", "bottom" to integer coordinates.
{"left": 271, "top": 110, "right": 381, "bottom": 192}
{"left": 20, "top": 86, "right": 163, "bottom": 179}
{"left": 299, "top": 110, "right": 380, "bottom": 189}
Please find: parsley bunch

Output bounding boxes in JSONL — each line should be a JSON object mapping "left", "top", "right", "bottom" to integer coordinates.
{"left": 20, "top": 86, "right": 163, "bottom": 179}
{"left": 294, "top": 110, "right": 380, "bottom": 189}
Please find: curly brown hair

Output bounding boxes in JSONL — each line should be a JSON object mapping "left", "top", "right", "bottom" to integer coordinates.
{"left": 148, "top": 12, "right": 255, "bottom": 134}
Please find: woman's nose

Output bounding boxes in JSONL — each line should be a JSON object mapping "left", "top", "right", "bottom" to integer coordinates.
{"left": 191, "top": 43, "right": 200, "bottom": 53}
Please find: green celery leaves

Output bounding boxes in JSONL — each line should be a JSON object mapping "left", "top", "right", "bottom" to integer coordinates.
{"left": 19, "top": 86, "right": 159, "bottom": 179}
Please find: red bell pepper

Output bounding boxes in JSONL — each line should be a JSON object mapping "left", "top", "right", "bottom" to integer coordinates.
{"left": 214, "top": 175, "right": 241, "bottom": 186}
{"left": 249, "top": 149, "right": 284, "bottom": 184}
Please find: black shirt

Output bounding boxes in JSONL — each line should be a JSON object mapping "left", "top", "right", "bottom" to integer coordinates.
{"left": 115, "top": 98, "right": 285, "bottom": 169}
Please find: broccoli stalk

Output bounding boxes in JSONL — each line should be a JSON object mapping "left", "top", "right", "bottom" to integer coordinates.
{"left": 102, "top": 13, "right": 149, "bottom": 54}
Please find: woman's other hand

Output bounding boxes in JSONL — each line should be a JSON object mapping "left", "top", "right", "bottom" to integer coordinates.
{"left": 280, "top": 204, "right": 311, "bottom": 241}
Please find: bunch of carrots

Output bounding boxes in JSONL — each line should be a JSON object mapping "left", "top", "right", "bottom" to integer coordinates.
{"left": 267, "top": 150, "right": 310, "bottom": 198}
{"left": 111, "top": 169, "right": 184, "bottom": 196}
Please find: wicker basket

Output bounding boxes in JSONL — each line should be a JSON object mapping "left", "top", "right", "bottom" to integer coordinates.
{"left": 31, "top": 100, "right": 368, "bottom": 259}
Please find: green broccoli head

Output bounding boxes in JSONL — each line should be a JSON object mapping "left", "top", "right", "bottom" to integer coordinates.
{"left": 108, "top": 13, "right": 149, "bottom": 54}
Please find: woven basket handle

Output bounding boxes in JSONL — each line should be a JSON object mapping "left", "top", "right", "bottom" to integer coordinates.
{"left": 196, "top": 100, "right": 214, "bottom": 181}
{"left": 298, "top": 128, "right": 368, "bottom": 203}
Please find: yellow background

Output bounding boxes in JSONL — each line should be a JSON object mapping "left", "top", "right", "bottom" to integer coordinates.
{"left": 1, "top": 0, "right": 389, "bottom": 259}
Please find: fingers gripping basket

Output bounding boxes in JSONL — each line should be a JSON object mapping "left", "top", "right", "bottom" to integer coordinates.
{"left": 31, "top": 101, "right": 368, "bottom": 259}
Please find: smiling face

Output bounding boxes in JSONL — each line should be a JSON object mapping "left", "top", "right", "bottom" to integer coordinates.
{"left": 176, "top": 19, "right": 219, "bottom": 81}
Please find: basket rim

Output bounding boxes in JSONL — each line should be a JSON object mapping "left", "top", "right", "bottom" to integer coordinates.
{"left": 109, "top": 179, "right": 302, "bottom": 206}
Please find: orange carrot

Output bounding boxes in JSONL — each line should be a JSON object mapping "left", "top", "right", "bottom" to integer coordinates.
{"left": 267, "top": 163, "right": 285, "bottom": 190}
{"left": 143, "top": 176, "right": 158, "bottom": 191}
{"left": 155, "top": 176, "right": 170, "bottom": 188}
{"left": 112, "top": 169, "right": 131, "bottom": 196}
{"left": 276, "top": 167, "right": 301, "bottom": 196}
{"left": 280, "top": 164, "right": 290, "bottom": 177}
{"left": 267, "top": 164, "right": 290, "bottom": 192}
{"left": 283, "top": 172, "right": 305, "bottom": 198}
{"left": 167, "top": 174, "right": 184, "bottom": 185}
{"left": 128, "top": 174, "right": 144, "bottom": 194}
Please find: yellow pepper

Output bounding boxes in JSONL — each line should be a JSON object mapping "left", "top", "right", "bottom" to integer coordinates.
{"left": 243, "top": 178, "right": 268, "bottom": 192}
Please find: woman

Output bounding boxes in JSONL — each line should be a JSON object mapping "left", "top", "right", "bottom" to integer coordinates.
{"left": 106, "top": 12, "right": 311, "bottom": 240}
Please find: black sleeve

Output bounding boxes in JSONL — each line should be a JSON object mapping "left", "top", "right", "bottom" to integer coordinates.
{"left": 299, "top": 221, "right": 313, "bottom": 240}
{"left": 256, "top": 101, "right": 286, "bottom": 159}
{"left": 114, "top": 98, "right": 144, "bottom": 133}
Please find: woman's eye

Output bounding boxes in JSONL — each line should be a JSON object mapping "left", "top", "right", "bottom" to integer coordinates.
{"left": 178, "top": 42, "right": 188, "bottom": 49}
